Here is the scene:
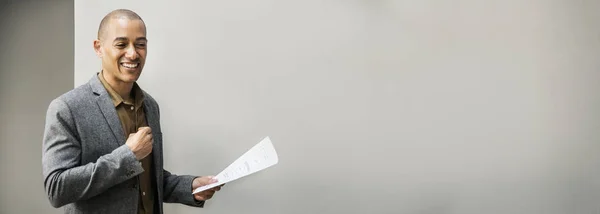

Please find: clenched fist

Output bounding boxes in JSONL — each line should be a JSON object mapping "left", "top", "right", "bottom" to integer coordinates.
{"left": 126, "top": 127, "right": 153, "bottom": 160}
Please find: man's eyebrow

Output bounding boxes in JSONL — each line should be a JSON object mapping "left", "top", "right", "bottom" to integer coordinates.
{"left": 112, "top": 37, "right": 147, "bottom": 42}
{"left": 113, "top": 37, "right": 128, "bottom": 42}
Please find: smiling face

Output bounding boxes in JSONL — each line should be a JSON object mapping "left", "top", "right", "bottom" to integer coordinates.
{"left": 94, "top": 17, "right": 147, "bottom": 84}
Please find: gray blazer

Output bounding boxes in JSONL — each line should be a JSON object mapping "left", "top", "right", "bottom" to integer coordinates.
{"left": 42, "top": 74, "right": 204, "bottom": 213}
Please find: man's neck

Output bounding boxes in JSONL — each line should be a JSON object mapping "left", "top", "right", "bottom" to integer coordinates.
{"left": 102, "top": 70, "right": 134, "bottom": 102}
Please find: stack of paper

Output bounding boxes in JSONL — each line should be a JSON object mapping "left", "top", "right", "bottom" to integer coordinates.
{"left": 192, "top": 136, "right": 279, "bottom": 194}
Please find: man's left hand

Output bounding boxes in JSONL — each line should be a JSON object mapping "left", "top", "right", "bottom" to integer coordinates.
{"left": 192, "top": 176, "right": 224, "bottom": 201}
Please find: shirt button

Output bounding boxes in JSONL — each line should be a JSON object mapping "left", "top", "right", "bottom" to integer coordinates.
{"left": 130, "top": 106, "right": 134, "bottom": 110}
{"left": 143, "top": 192, "right": 146, "bottom": 196}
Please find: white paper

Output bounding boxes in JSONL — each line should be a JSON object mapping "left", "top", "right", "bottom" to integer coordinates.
{"left": 192, "top": 136, "right": 279, "bottom": 194}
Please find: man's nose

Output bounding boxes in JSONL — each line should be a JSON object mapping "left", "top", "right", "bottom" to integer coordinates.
{"left": 125, "top": 46, "right": 138, "bottom": 59}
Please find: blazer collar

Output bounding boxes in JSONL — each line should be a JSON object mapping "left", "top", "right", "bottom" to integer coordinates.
{"left": 90, "top": 72, "right": 109, "bottom": 97}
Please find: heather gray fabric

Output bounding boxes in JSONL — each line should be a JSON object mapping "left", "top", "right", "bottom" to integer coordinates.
{"left": 42, "top": 73, "right": 203, "bottom": 214}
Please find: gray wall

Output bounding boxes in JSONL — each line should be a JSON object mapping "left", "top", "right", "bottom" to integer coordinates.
{"left": 7, "top": 0, "right": 593, "bottom": 213}
{"left": 0, "top": 0, "right": 73, "bottom": 213}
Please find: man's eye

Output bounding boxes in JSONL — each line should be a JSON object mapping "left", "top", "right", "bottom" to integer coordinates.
{"left": 136, "top": 43, "right": 146, "bottom": 47}
{"left": 115, "top": 44, "right": 126, "bottom": 48}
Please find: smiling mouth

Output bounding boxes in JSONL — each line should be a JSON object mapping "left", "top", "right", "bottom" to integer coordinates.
{"left": 120, "top": 62, "right": 139, "bottom": 69}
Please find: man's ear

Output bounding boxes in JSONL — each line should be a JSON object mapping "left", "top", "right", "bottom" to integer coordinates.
{"left": 93, "top": 40, "right": 103, "bottom": 58}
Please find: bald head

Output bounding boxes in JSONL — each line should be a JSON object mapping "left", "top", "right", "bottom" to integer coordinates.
{"left": 93, "top": 9, "right": 148, "bottom": 85}
{"left": 97, "top": 9, "right": 146, "bottom": 40}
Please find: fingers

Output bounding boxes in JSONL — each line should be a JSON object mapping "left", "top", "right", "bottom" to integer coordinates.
{"left": 136, "top": 127, "right": 152, "bottom": 136}
{"left": 134, "top": 127, "right": 153, "bottom": 145}
{"left": 138, "top": 126, "right": 151, "bottom": 132}
{"left": 208, "top": 184, "right": 224, "bottom": 192}
{"left": 195, "top": 194, "right": 212, "bottom": 201}
{"left": 202, "top": 176, "right": 217, "bottom": 184}
{"left": 191, "top": 177, "right": 223, "bottom": 201}
{"left": 143, "top": 133, "right": 153, "bottom": 144}
{"left": 194, "top": 190, "right": 216, "bottom": 201}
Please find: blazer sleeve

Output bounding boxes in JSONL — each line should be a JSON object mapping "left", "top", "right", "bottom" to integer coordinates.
{"left": 162, "top": 171, "right": 205, "bottom": 207}
{"left": 41, "top": 98, "right": 144, "bottom": 208}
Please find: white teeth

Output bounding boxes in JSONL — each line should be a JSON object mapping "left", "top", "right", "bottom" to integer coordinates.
{"left": 121, "top": 63, "right": 138, "bottom": 68}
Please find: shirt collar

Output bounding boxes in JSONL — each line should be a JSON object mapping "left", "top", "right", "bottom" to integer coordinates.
{"left": 98, "top": 70, "right": 145, "bottom": 108}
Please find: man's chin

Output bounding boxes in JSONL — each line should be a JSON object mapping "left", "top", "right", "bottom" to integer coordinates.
{"left": 117, "top": 75, "right": 139, "bottom": 83}
{"left": 125, "top": 76, "right": 140, "bottom": 83}
{"left": 119, "top": 71, "right": 141, "bottom": 83}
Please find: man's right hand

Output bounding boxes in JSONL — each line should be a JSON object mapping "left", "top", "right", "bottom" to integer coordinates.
{"left": 125, "top": 127, "right": 153, "bottom": 160}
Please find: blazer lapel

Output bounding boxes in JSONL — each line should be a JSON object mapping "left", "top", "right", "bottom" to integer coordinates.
{"left": 89, "top": 74, "right": 125, "bottom": 147}
{"left": 143, "top": 99, "right": 160, "bottom": 135}
{"left": 143, "top": 97, "right": 161, "bottom": 163}
{"left": 143, "top": 96, "right": 165, "bottom": 203}
{"left": 97, "top": 97, "right": 126, "bottom": 146}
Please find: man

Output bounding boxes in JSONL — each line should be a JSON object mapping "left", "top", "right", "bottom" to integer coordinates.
{"left": 42, "top": 9, "right": 223, "bottom": 213}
